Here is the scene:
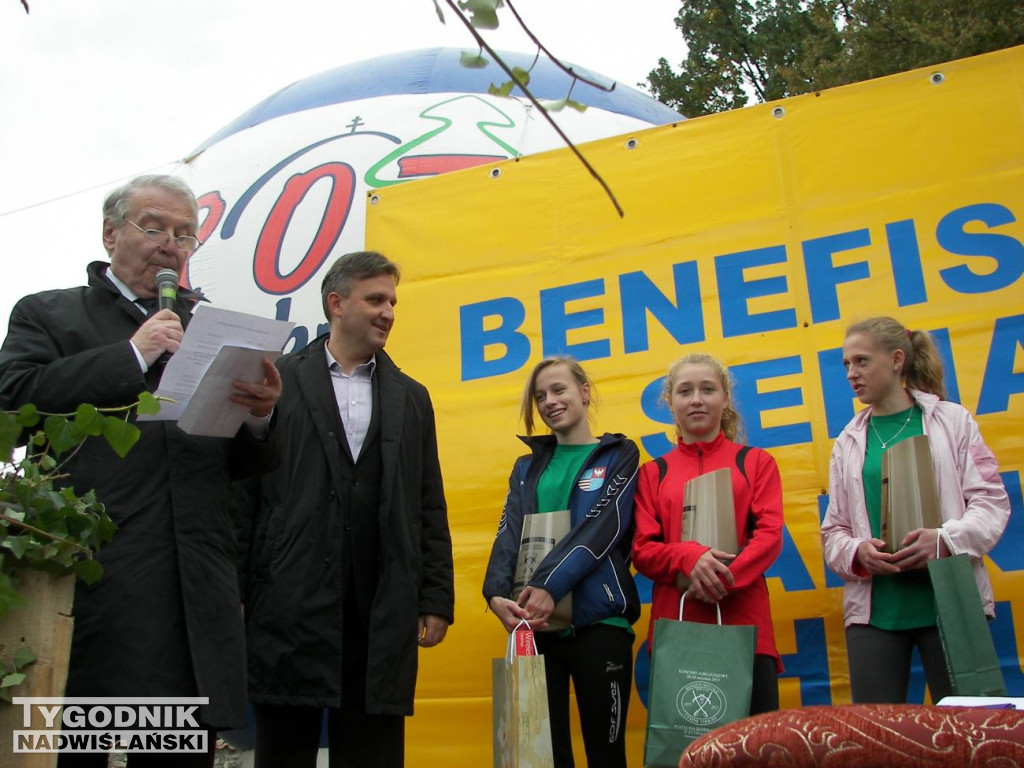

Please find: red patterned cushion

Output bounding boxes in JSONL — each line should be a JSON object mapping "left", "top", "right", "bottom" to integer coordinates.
{"left": 678, "top": 704, "right": 1024, "bottom": 767}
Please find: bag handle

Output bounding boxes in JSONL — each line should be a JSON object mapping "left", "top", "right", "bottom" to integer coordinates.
{"left": 678, "top": 594, "right": 723, "bottom": 624}
{"left": 506, "top": 619, "right": 531, "bottom": 664}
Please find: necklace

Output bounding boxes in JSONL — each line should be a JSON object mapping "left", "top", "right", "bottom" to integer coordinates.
{"left": 869, "top": 409, "right": 914, "bottom": 450}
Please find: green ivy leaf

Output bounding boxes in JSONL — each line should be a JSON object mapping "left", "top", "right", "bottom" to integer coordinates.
{"left": 2, "top": 535, "right": 29, "bottom": 559}
{"left": 73, "top": 558, "right": 103, "bottom": 585}
{"left": 16, "top": 404, "right": 39, "bottom": 428}
{"left": 458, "top": 0, "right": 502, "bottom": 30}
{"left": 0, "top": 412, "right": 19, "bottom": 463}
{"left": 1, "top": 507, "right": 24, "bottom": 523}
{"left": 70, "top": 404, "right": 104, "bottom": 440}
{"left": 136, "top": 392, "right": 162, "bottom": 416}
{"left": 488, "top": 81, "right": 515, "bottom": 97}
{"left": 0, "top": 672, "right": 25, "bottom": 689}
{"left": 565, "top": 99, "right": 587, "bottom": 113}
{"left": 12, "top": 646, "right": 36, "bottom": 670}
{"left": 431, "top": 0, "right": 445, "bottom": 23}
{"left": 460, "top": 51, "right": 489, "bottom": 69}
{"left": 43, "top": 415, "right": 76, "bottom": 456}
{"left": 0, "top": 581, "right": 24, "bottom": 619}
{"left": 510, "top": 66, "right": 530, "bottom": 87}
{"left": 101, "top": 417, "right": 140, "bottom": 459}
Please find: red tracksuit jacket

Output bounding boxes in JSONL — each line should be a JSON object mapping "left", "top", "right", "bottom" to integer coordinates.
{"left": 632, "top": 430, "right": 784, "bottom": 667}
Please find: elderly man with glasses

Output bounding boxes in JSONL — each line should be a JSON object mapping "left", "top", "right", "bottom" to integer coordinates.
{"left": 0, "top": 174, "right": 281, "bottom": 767}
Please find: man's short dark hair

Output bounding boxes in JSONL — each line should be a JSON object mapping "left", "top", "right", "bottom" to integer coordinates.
{"left": 320, "top": 251, "right": 401, "bottom": 319}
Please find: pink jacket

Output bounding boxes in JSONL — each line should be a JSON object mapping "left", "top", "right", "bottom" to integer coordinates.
{"left": 821, "top": 389, "right": 1009, "bottom": 626}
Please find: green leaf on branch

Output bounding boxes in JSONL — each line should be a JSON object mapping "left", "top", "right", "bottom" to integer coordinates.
{"left": 460, "top": 50, "right": 489, "bottom": 69}
{"left": 510, "top": 66, "right": 530, "bottom": 87}
{"left": 0, "top": 673, "right": 25, "bottom": 689}
{"left": 488, "top": 81, "right": 515, "bottom": 97}
{"left": 0, "top": 570, "right": 27, "bottom": 619}
{"left": 1, "top": 535, "right": 30, "bottom": 559}
{"left": 0, "top": 412, "right": 18, "bottom": 462}
{"left": 16, "top": 404, "right": 39, "bottom": 428}
{"left": 73, "top": 558, "right": 103, "bottom": 586}
{"left": 43, "top": 415, "right": 76, "bottom": 456}
{"left": 136, "top": 392, "right": 162, "bottom": 416}
{"left": 458, "top": 0, "right": 502, "bottom": 30}
{"left": 101, "top": 417, "right": 140, "bottom": 459}
{"left": 70, "top": 404, "right": 104, "bottom": 440}
{"left": 12, "top": 646, "right": 35, "bottom": 670}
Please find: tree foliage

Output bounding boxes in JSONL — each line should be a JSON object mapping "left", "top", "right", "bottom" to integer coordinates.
{"left": 650, "top": 0, "right": 1024, "bottom": 117}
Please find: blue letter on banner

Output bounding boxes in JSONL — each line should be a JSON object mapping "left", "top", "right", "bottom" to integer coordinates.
{"left": 459, "top": 297, "right": 530, "bottom": 381}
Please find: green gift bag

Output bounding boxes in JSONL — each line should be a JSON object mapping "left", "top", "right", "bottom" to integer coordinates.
{"left": 643, "top": 597, "right": 756, "bottom": 768}
{"left": 927, "top": 552, "right": 1007, "bottom": 697}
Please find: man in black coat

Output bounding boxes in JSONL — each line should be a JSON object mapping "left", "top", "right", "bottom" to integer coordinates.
{"left": 0, "top": 174, "right": 281, "bottom": 767}
{"left": 243, "top": 250, "right": 454, "bottom": 768}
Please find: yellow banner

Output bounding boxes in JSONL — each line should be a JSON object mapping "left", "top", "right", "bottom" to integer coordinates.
{"left": 367, "top": 45, "right": 1024, "bottom": 765}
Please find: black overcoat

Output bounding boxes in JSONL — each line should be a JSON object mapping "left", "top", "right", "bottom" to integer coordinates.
{"left": 243, "top": 335, "right": 454, "bottom": 715}
{"left": 0, "top": 262, "right": 268, "bottom": 728}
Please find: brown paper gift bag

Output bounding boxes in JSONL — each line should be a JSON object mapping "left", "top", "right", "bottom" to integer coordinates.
{"left": 881, "top": 435, "right": 941, "bottom": 552}
{"left": 677, "top": 468, "right": 737, "bottom": 590}
{"left": 511, "top": 510, "right": 572, "bottom": 630}
{"left": 492, "top": 623, "right": 554, "bottom": 768}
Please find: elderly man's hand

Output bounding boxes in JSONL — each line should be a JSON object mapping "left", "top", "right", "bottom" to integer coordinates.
{"left": 230, "top": 358, "right": 282, "bottom": 417}
{"left": 417, "top": 614, "right": 450, "bottom": 648}
{"left": 131, "top": 310, "right": 184, "bottom": 366}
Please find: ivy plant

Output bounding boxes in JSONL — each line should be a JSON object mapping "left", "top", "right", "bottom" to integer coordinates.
{"left": 0, "top": 392, "right": 165, "bottom": 701}
{"left": 0, "top": 392, "right": 162, "bottom": 618}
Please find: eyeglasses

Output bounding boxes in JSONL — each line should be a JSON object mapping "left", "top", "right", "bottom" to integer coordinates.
{"left": 124, "top": 219, "right": 202, "bottom": 253}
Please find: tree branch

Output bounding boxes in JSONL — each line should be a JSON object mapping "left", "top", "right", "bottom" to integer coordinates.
{"left": 443, "top": 0, "right": 624, "bottom": 217}
{"left": 0, "top": 507, "right": 92, "bottom": 556}
{"left": 504, "top": 0, "right": 616, "bottom": 93}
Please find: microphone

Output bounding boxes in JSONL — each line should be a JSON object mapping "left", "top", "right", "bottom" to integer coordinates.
{"left": 155, "top": 269, "right": 179, "bottom": 312}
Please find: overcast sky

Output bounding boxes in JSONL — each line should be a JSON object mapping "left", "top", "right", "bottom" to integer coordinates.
{"left": 0, "top": 0, "right": 684, "bottom": 337}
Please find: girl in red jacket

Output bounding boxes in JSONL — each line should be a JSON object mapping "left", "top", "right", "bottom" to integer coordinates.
{"left": 632, "top": 352, "right": 784, "bottom": 714}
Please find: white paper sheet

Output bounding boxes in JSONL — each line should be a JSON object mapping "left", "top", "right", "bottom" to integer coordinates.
{"left": 138, "top": 304, "right": 294, "bottom": 435}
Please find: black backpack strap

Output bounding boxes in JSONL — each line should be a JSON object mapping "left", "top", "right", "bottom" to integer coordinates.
{"left": 735, "top": 445, "right": 752, "bottom": 487}
{"left": 655, "top": 456, "right": 668, "bottom": 487}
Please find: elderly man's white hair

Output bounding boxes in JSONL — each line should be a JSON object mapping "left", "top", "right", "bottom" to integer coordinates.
{"left": 102, "top": 174, "right": 199, "bottom": 224}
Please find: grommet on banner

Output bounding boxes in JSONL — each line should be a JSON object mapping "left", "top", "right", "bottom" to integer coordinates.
{"left": 930, "top": 72, "right": 945, "bottom": 85}
{"left": 626, "top": 137, "right": 639, "bottom": 149}
{"left": 772, "top": 106, "right": 785, "bottom": 119}
{"left": 490, "top": 168, "right": 502, "bottom": 179}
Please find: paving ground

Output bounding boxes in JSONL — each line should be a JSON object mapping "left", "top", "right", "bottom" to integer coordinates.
{"left": 108, "top": 738, "right": 244, "bottom": 767}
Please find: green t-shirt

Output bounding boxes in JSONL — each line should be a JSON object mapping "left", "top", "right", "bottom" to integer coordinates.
{"left": 535, "top": 442, "right": 631, "bottom": 634}
{"left": 862, "top": 405, "right": 935, "bottom": 630}
{"left": 536, "top": 443, "right": 597, "bottom": 513}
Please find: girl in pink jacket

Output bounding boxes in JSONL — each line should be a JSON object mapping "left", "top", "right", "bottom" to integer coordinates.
{"left": 821, "top": 316, "right": 1009, "bottom": 704}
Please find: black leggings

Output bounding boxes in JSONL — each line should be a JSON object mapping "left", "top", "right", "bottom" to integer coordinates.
{"left": 750, "top": 653, "right": 780, "bottom": 715}
{"left": 534, "top": 624, "right": 634, "bottom": 768}
{"left": 846, "top": 623, "right": 952, "bottom": 704}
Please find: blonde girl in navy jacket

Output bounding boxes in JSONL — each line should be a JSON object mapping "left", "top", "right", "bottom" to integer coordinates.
{"left": 483, "top": 356, "right": 640, "bottom": 768}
